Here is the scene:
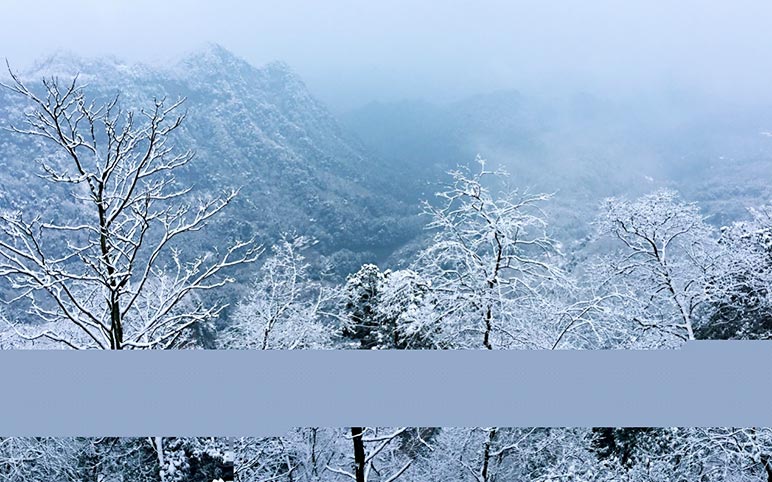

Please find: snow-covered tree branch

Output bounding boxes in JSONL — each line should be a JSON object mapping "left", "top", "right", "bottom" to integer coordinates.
{"left": 593, "top": 189, "right": 718, "bottom": 347}
{"left": 0, "top": 69, "right": 260, "bottom": 349}
{"left": 414, "top": 157, "right": 567, "bottom": 349}
{"left": 218, "top": 235, "right": 333, "bottom": 349}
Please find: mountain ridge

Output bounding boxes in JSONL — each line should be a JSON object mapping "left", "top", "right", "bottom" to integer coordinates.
{"left": 0, "top": 45, "right": 422, "bottom": 274}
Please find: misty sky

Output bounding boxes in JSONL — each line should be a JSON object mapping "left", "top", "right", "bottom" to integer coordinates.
{"left": 2, "top": 0, "right": 772, "bottom": 112}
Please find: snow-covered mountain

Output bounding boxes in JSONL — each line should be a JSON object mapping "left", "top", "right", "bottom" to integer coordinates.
{"left": 0, "top": 45, "right": 421, "bottom": 273}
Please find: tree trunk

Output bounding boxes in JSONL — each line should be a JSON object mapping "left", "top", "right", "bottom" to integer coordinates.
{"left": 110, "top": 295, "right": 123, "bottom": 349}
{"left": 482, "top": 231, "right": 503, "bottom": 350}
{"left": 154, "top": 437, "right": 165, "bottom": 482}
{"left": 481, "top": 428, "right": 497, "bottom": 481}
{"left": 483, "top": 305, "right": 493, "bottom": 350}
{"left": 658, "top": 259, "right": 695, "bottom": 341}
{"left": 351, "top": 427, "right": 366, "bottom": 482}
{"left": 311, "top": 428, "right": 319, "bottom": 477}
{"left": 98, "top": 190, "right": 124, "bottom": 350}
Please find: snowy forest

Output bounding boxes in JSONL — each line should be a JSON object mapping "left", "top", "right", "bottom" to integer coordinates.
{"left": 2, "top": 2, "right": 772, "bottom": 480}
{"left": 2, "top": 428, "right": 772, "bottom": 481}
{"left": 0, "top": 437, "right": 233, "bottom": 482}
{"left": 240, "top": 427, "right": 772, "bottom": 482}
{"left": 0, "top": 47, "right": 770, "bottom": 351}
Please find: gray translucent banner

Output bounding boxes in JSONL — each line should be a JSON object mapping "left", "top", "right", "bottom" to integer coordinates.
{"left": 0, "top": 341, "right": 769, "bottom": 436}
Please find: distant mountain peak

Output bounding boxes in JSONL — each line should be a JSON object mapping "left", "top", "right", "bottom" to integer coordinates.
{"left": 16, "top": 51, "right": 143, "bottom": 84}
{"left": 171, "top": 44, "right": 312, "bottom": 102}
{"left": 175, "top": 43, "right": 255, "bottom": 75}
{"left": 0, "top": 44, "right": 414, "bottom": 263}
{"left": 186, "top": 42, "right": 241, "bottom": 62}
{"left": 198, "top": 42, "right": 234, "bottom": 58}
{"left": 32, "top": 49, "right": 86, "bottom": 70}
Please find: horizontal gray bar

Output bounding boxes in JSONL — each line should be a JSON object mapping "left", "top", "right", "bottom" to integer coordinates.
{"left": 0, "top": 341, "right": 769, "bottom": 436}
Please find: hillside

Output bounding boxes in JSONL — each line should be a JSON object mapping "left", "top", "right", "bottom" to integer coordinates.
{"left": 0, "top": 45, "right": 422, "bottom": 277}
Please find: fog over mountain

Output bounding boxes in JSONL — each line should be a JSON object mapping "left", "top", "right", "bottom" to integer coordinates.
{"left": 2, "top": 44, "right": 770, "bottom": 276}
{"left": 2, "top": 5, "right": 772, "bottom": 481}
{"left": 1, "top": 42, "right": 771, "bottom": 354}
{"left": 0, "top": 45, "right": 422, "bottom": 275}
{"left": 344, "top": 86, "right": 772, "bottom": 228}
{"left": 5, "top": 1, "right": 772, "bottom": 113}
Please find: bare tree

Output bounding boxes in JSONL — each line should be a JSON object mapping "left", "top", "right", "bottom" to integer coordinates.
{"left": 419, "top": 427, "right": 618, "bottom": 482}
{"left": 0, "top": 437, "right": 232, "bottom": 482}
{"left": 595, "top": 189, "right": 717, "bottom": 346}
{"left": 218, "top": 235, "right": 333, "bottom": 350}
{"left": 236, "top": 429, "right": 338, "bottom": 481}
{"left": 0, "top": 437, "right": 80, "bottom": 481}
{"left": 232, "top": 427, "right": 772, "bottom": 481}
{"left": 326, "top": 427, "right": 413, "bottom": 482}
{"left": 0, "top": 437, "right": 161, "bottom": 481}
{"left": 0, "top": 68, "right": 259, "bottom": 349}
{"left": 627, "top": 427, "right": 772, "bottom": 481}
{"left": 417, "top": 157, "right": 565, "bottom": 349}
{"left": 236, "top": 428, "right": 414, "bottom": 482}
{"left": 705, "top": 204, "right": 772, "bottom": 339}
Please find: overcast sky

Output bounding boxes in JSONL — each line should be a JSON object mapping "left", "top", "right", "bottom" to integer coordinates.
{"left": 2, "top": 0, "right": 772, "bottom": 112}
